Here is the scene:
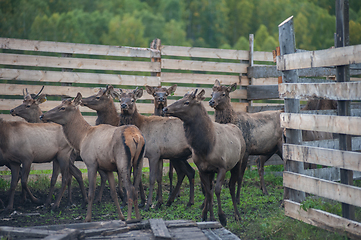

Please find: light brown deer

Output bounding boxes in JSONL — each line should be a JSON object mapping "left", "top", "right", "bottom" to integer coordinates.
{"left": 0, "top": 119, "right": 72, "bottom": 212}
{"left": 209, "top": 80, "right": 283, "bottom": 196}
{"left": 81, "top": 85, "right": 146, "bottom": 206}
{"left": 40, "top": 93, "right": 145, "bottom": 222}
{"left": 163, "top": 89, "right": 247, "bottom": 227}
{"left": 145, "top": 84, "right": 194, "bottom": 199}
{"left": 112, "top": 87, "right": 194, "bottom": 211}
{"left": 9, "top": 87, "right": 87, "bottom": 207}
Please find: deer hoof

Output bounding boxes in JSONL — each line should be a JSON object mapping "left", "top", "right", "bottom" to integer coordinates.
{"left": 219, "top": 214, "right": 227, "bottom": 227}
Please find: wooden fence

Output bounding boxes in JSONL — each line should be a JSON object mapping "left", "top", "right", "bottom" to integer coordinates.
{"left": 277, "top": 9, "right": 361, "bottom": 238}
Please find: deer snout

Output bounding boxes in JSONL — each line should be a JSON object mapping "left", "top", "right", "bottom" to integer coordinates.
{"left": 121, "top": 103, "right": 128, "bottom": 109}
{"left": 158, "top": 96, "right": 165, "bottom": 102}
{"left": 209, "top": 99, "right": 216, "bottom": 107}
{"left": 163, "top": 107, "right": 168, "bottom": 113}
{"left": 10, "top": 109, "right": 16, "bottom": 116}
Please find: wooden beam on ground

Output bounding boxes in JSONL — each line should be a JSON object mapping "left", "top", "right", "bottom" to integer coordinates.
{"left": 279, "top": 82, "right": 361, "bottom": 100}
{"left": 149, "top": 219, "right": 172, "bottom": 239}
{"left": 284, "top": 200, "right": 361, "bottom": 239}
{"left": 280, "top": 113, "right": 361, "bottom": 135}
{"left": 283, "top": 144, "right": 361, "bottom": 172}
{"left": 247, "top": 85, "right": 279, "bottom": 100}
{"left": 277, "top": 44, "right": 361, "bottom": 71}
{"left": 0, "top": 226, "right": 57, "bottom": 238}
{"left": 0, "top": 37, "right": 159, "bottom": 58}
{"left": 0, "top": 53, "right": 160, "bottom": 72}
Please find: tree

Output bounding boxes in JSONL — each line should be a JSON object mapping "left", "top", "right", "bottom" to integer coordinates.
{"left": 254, "top": 24, "right": 269, "bottom": 51}
{"left": 233, "top": 36, "right": 248, "bottom": 50}
{"left": 349, "top": 20, "right": 361, "bottom": 45}
{"left": 162, "top": 19, "right": 191, "bottom": 46}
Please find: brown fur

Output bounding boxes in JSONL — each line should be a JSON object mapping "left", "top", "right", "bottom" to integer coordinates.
{"left": 40, "top": 93, "right": 145, "bottom": 222}
{"left": 9, "top": 89, "right": 87, "bottom": 207}
{"left": 113, "top": 88, "right": 194, "bottom": 210}
{"left": 209, "top": 80, "right": 283, "bottom": 195}
{"left": 164, "top": 89, "right": 247, "bottom": 226}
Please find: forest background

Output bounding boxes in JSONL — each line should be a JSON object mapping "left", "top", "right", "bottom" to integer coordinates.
{"left": 1, "top": 0, "right": 361, "bottom": 51}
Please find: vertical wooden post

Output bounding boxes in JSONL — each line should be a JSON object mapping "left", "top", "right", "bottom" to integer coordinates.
{"left": 61, "top": 53, "right": 73, "bottom": 87}
{"left": 335, "top": 0, "right": 354, "bottom": 220}
{"left": 278, "top": 16, "right": 305, "bottom": 203}
{"left": 247, "top": 34, "right": 254, "bottom": 111}
{"left": 150, "top": 38, "right": 162, "bottom": 78}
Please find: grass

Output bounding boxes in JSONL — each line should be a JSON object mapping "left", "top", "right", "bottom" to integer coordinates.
{"left": 0, "top": 164, "right": 358, "bottom": 239}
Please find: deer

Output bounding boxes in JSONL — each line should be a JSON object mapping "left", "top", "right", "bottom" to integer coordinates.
{"left": 40, "top": 92, "right": 146, "bottom": 222}
{"left": 9, "top": 87, "right": 87, "bottom": 207}
{"left": 145, "top": 84, "right": 190, "bottom": 198}
{"left": 0, "top": 118, "right": 74, "bottom": 213}
{"left": 163, "top": 89, "right": 247, "bottom": 227}
{"left": 81, "top": 85, "right": 146, "bottom": 206}
{"left": 209, "top": 80, "right": 283, "bottom": 196}
{"left": 112, "top": 87, "right": 195, "bottom": 211}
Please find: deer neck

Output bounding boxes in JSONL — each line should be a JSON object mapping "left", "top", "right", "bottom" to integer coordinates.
{"left": 27, "top": 108, "right": 43, "bottom": 123}
{"left": 214, "top": 101, "right": 236, "bottom": 124}
{"left": 154, "top": 101, "right": 166, "bottom": 117}
{"left": 183, "top": 106, "right": 215, "bottom": 157}
{"left": 96, "top": 99, "right": 120, "bottom": 126}
{"left": 119, "top": 107, "right": 145, "bottom": 129}
{"left": 62, "top": 109, "right": 91, "bottom": 151}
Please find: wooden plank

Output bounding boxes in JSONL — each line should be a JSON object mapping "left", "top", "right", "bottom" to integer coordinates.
{"left": 149, "top": 218, "right": 172, "bottom": 239}
{"left": 170, "top": 227, "right": 208, "bottom": 240}
{"left": 247, "top": 104, "right": 284, "bottom": 113}
{"left": 303, "top": 137, "right": 361, "bottom": 151}
{"left": 196, "top": 221, "right": 222, "bottom": 229}
{"left": 0, "top": 53, "right": 161, "bottom": 72}
{"left": 160, "top": 72, "right": 249, "bottom": 86}
{"left": 0, "top": 68, "right": 160, "bottom": 86}
{"left": 277, "top": 44, "right": 361, "bottom": 71}
{"left": 284, "top": 200, "right": 361, "bottom": 238}
{"left": 161, "top": 59, "right": 248, "bottom": 73}
{"left": 161, "top": 45, "right": 249, "bottom": 60}
{"left": 280, "top": 113, "right": 361, "bottom": 135}
{"left": 247, "top": 85, "right": 279, "bottom": 100}
{"left": 251, "top": 78, "right": 278, "bottom": 85}
{"left": 279, "top": 82, "right": 361, "bottom": 100}
{"left": 42, "top": 228, "right": 81, "bottom": 240}
{"left": 283, "top": 144, "right": 361, "bottom": 171}
{"left": 303, "top": 167, "right": 361, "bottom": 182}
{"left": 0, "top": 226, "right": 57, "bottom": 238}
{"left": 248, "top": 65, "right": 361, "bottom": 78}
{"left": 283, "top": 171, "right": 361, "bottom": 207}
{"left": 301, "top": 109, "right": 361, "bottom": 116}
{"left": 253, "top": 51, "right": 274, "bottom": 62}
{"left": 0, "top": 37, "right": 159, "bottom": 58}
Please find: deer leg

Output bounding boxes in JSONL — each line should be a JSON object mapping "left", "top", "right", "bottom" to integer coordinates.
{"left": 138, "top": 178, "right": 146, "bottom": 208}
{"left": 166, "top": 159, "right": 185, "bottom": 206}
{"left": 208, "top": 172, "right": 216, "bottom": 222}
{"left": 45, "top": 160, "right": 60, "bottom": 206}
{"left": 215, "top": 168, "right": 227, "bottom": 226}
{"left": 95, "top": 169, "right": 108, "bottom": 203}
{"left": 133, "top": 158, "right": 143, "bottom": 220}
{"left": 168, "top": 160, "right": 173, "bottom": 195}
{"left": 5, "top": 163, "right": 21, "bottom": 213}
{"left": 145, "top": 157, "right": 158, "bottom": 211}
{"left": 85, "top": 166, "right": 97, "bottom": 222}
{"left": 52, "top": 159, "right": 70, "bottom": 210}
{"left": 236, "top": 154, "right": 249, "bottom": 204}
{"left": 256, "top": 154, "right": 272, "bottom": 195}
{"left": 107, "top": 171, "right": 125, "bottom": 221}
{"left": 155, "top": 159, "right": 163, "bottom": 209}
{"left": 184, "top": 160, "right": 195, "bottom": 207}
{"left": 230, "top": 162, "right": 241, "bottom": 222}
{"left": 199, "top": 171, "right": 213, "bottom": 222}
{"left": 69, "top": 162, "right": 88, "bottom": 206}
{"left": 21, "top": 160, "right": 41, "bottom": 204}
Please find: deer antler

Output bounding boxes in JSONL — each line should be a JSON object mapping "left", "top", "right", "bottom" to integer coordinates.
{"left": 23, "top": 88, "right": 32, "bottom": 100}
{"left": 33, "top": 86, "right": 45, "bottom": 99}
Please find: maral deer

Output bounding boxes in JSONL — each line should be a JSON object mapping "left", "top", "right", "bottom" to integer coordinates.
{"left": 40, "top": 93, "right": 145, "bottom": 222}
{"left": 145, "top": 84, "right": 194, "bottom": 199}
{"left": 81, "top": 85, "right": 146, "bottom": 206}
{"left": 10, "top": 87, "right": 87, "bottom": 207}
{"left": 0, "top": 119, "right": 72, "bottom": 212}
{"left": 163, "top": 89, "right": 247, "bottom": 227}
{"left": 209, "top": 80, "right": 283, "bottom": 196}
{"left": 112, "top": 87, "right": 194, "bottom": 210}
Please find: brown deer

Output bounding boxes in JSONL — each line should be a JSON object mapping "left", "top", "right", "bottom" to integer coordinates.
{"left": 0, "top": 119, "right": 73, "bottom": 212}
{"left": 112, "top": 87, "right": 195, "bottom": 211}
{"left": 40, "top": 93, "right": 146, "bottom": 222}
{"left": 145, "top": 84, "right": 188, "bottom": 198}
{"left": 163, "top": 89, "right": 247, "bottom": 227}
{"left": 209, "top": 80, "right": 283, "bottom": 196}
{"left": 9, "top": 87, "right": 87, "bottom": 207}
{"left": 81, "top": 85, "right": 146, "bottom": 206}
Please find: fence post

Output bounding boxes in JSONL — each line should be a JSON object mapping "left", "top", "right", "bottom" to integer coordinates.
{"left": 247, "top": 34, "right": 254, "bottom": 111}
{"left": 150, "top": 38, "right": 161, "bottom": 78}
{"left": 278, "top": 16, "right": 305, "bottom": 203}
{"left": 335, "top": 0, "right": 354, "bottom": 220}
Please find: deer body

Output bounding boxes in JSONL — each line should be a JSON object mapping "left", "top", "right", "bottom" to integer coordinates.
{"left": 209, "top": 80, "right": 283, "bottom": 195}
{"left": 40, "top": 93, "right": 145, "bottom": 222}
{"left": 115, "top": 88, "right": 194, "bottom": 210}
{"left": 163, "top": 89, "right": 247, "bottom": 226}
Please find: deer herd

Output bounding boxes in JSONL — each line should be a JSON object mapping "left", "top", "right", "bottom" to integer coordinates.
{"left": 0, "top": 80, "right": 287, "bottom": 226}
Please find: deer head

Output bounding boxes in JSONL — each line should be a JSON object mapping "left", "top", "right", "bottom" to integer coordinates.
{"left": 209, "top": 80, "right": 237, "bottom": 109}
{"left": 112, "top": 87, "right": 143, "bottom": 115}
{"left": 146, "top": 84, "right": 176, "bottom": 107}
{"left": 81, "top": 85, "right": 115, "bottom": 111}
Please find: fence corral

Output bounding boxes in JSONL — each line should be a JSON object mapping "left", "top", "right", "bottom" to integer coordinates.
{"left": 277, "top": 1, "right": 361, "bottom": 237}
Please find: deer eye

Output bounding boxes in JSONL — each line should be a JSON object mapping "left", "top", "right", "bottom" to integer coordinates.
{"left": 153, "top": 93, "right": 157, "bottom": 96}
{"left": 26, "top": 105, "right": 31, "bottom": 108}
{"left": 131, "top": 99, "right": 134, "bottom": 102}
{"left": 222, "top": 93, "right": 226, "bottom": 96}
{"left": 184, "top": 101, "right": 189, "bottom": 106}
{"left": 60, "top": 107, "right": 65, "bottom": 110}
{"left": 96, "top": 97, "right": 100, "bottom": 100}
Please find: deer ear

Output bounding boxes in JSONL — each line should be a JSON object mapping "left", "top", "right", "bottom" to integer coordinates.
{"left": 105, "top": 85, "right": 114, "bottom": 96}
{"left": 36, "top": 94, "right": 47, "bottom": 104}
{"left": 214, "top": 79, "right": 221, "bottom": 87}
{"left": 110, "top": 89, "right": 120, "bottom": 100}
{"left": 145, "top": 85, "right": 155, "bottom": 95}
{"left": 167, "top": 84, "right": 177, "bottom": 95}
{"left": 196, "top": 89, "right": 206, "bottom": 101}
{"left": 73, "top": 92, "right": 82, "bottom": 106}
{"left": 227, "top": 83, "right": 237, "bottom": 92}
{"left": 134, "top": 88, "right": 143, "bottom": 99}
